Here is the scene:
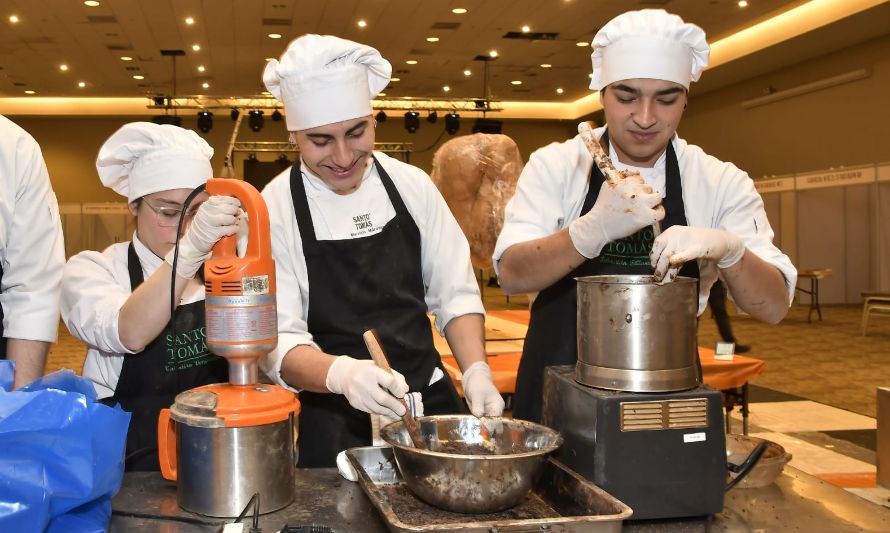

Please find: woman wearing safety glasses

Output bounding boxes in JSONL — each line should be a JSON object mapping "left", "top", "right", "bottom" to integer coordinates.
{"left": 61, "top": 122, "right": 241, "bottom": 471}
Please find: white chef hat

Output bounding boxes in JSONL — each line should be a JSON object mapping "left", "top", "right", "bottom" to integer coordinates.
{"left": 589, "top": 9, "right": 710, "bottom": 91}
{"left": 262, "top": 34, "right": 391, "bottom": 131}
{"left": 96, "top": 122, "right": 214, "bottom": 203}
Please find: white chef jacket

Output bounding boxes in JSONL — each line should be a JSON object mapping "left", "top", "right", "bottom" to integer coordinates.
{"left": 493, "top": 126, "right": 797, "bottom": 314}
{"left": 0, "top": 115, "right": 64, "bottom": 344}
{"left": 61, "top": 234, "right": 205, "bottom": 398}
{"left": 260, "top": 151, "right": 484, "bottom": 391}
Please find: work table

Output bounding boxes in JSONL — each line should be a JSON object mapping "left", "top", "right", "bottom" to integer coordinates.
{"left": 110, "top": 465, "right": 889, "bottom": 532}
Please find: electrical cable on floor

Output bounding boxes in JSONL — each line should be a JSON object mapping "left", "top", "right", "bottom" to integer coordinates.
{"left": 111, "top": 509, "right": 224, "bottom": 527}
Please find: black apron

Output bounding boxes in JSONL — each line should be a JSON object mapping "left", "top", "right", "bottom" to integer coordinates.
{"left": 0, "top": 263, "right": 6, "bottom": 359}
{"left": 290, "top": 157, "right": 463, "bottom": 468}
{"left": 513, "top": 131, "right": 700, "bottom": 423}
{"left": 107, "top": 243, "right": 228, "bottom": 471}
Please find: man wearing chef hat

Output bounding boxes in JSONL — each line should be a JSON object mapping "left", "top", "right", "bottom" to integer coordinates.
{"left": 494, "top": 9, "right": 797, "bottom": 422}
{"left": 61, "top": 122, "right": 241, "bottom": 471}
{"left": 260, "top": 34, "right": 504, "bottom": 467}
{"left": 0, "top": 115, "right": 65, "bottom": 389}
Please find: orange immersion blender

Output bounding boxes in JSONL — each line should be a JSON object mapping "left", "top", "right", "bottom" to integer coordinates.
{"left": 158, "top": 178, "right": 300, "bottom": 517}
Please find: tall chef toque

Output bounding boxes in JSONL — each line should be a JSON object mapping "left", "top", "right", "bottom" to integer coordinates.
{"left": 589, "top": 9, "right": 710, "bottom": 91}
{"left": 263, "top": 34, "right": 392, "bottom": 131}
{"left": 96, "top": 122, "right": 214, "bottom": 203}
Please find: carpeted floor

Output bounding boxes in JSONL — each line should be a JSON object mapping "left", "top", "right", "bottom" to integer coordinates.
{"left": 46, "top": 285, "right": 890, "bottom": 418}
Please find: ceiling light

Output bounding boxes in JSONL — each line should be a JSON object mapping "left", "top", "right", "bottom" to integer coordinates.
{"left": 588, "top": 73, "right": 593, "bottom": 78}
{"left": 268, "top": 33, "right": 282, "bottom": 39}
{"left": 540, "top": 63, "right": 552, "bottom": 68}
{"left": 390, "top": 77, "right": 401, "bottom": 82}
{"left": 197, "top": 65, "right": 205, "bottom": 72}
{"left": 404, "top": 111, "right": 420, "bottom": 133}
{"left": 489, "top": 50, "right": 498, "bottom": 58}
{"left": 426, "top": 37, "right": 439, "bottom": 42}
{"left": 377, "top": 92, "right": 386, "bottom": 97}
{"left": 192, "top": 44, "right": 201, "bottom": 51}
{"left": 443, "top": 86, "right": 450, "bottom": 92}
{"left": 120, "top": 56, "right": 133, "bottom": 61}
{"left": 185, "top": 17, "right": 195, "bottom": 25}
{"left": 201, "top": 82, "right": 209, "bottom": 89}
{"left": 248, "top": 110, "right": 265, "bottom": 132}
{"left": 406, "top": 60, "right": 418, "bottom": 65}
{"left": 452, "top": 8, "right": 467, "bottom": 14}
{"left": 84, "top": 1, "right": 100, "bottom": 6}
{"left": 521, "top": 25, "right": 531, "bottom": 33}
{"left": 78, "top": 81, "right": 86, "bottom": 88}
{"left": 427, "top": 111, "right": 438, "bottom": 123}
{"left": 576, "top": 41, "right": 588, "bottom": 47}
{"left": 556, "top": 88, "right": 564, "bottom": 94}
{"left": 738, "top": 0, "right": 749, "bottom": 6}
{"left": 24, "top": 90, "right": 35, "bottom": 95}
{"left": 230, "top": 109, "right": 240, "bottom": 121}
{"left": 59, "top": 64, "right": 69, "bottom": 71}
{"left": 511, "top": 80, "right": 522, "bottom": 85}
{"left": 261, "top": 91, "right": 272, "bottom": 96}
{"left": 197, "top": 111, "right": 213, "bottom": 132}
{"left": 445, "top": 113, "right": 460, "bottom": 135}
{"left": 463, "top": 69, "right": 471, "bottom": 76}
{"left": 375, "top": 110, "right": 387, "bottom": 122}
{"left": 132, "top": 75, "right": 144, "bottom": 80}
{"left": 265, "top": 57, "right": 275, "bottom": 61}
{"left": 357, "top": 20, "right": 367, "bottom": 28}
{"left": 271, "top": 109, "right": 282, "bottom": 122}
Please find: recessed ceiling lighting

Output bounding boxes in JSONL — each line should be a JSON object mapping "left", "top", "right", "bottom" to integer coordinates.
{"left": 576, "top": 41, "right": 588, "bottom": 47}
{"left": 201, "top": 82, "right": 209, "bottom": 89}
{"left": 357, "top": 20, "right": 367, "bottom": 28}
{"left": 443, "top": 86, "right": 450, "bottom": 92}
{"left": 59, "top": 64, "right": 69, "bottom": 71}
{"left": 378, "top": 92, "right": 386, "bottom": 96}
{"left": 426, "top": 37, "right": 439, "bottom": 42}
{"left": 511, "top": 80, "right": 522, "bottom": 85}
{"left": 192, "top": 44, "right": 201, "bottom": 51}
{"left": 132, "top": 75, "right": 144, "bottom": 80}
{"left": 521, "top": 25, "right": 531, "bottom": 33}
{"left": 738, "top": 0, "right": 749, "bottom": 7}
{"left": 120, "top": 56, "right": 133, "bottom": 61}
{"left": 78, "top": 81, "right": 86, "bottom": 88}
{"left": 540, "top": 63, "right": 552, "bottom": 68}
{"left": 24, "top": 90, "right": 35, "bottom": 95}
{"left": 197, "top": 65, "right": 205, "bottom": 72}
{"left": 265, "top": 57, "right": 275, "bottom": 61}
{"left": 390, "top": 77, "right": 401, "bottom": 82}
{"left": 406, "top": 60, "right": 418, "bottom": 65}
{"left": 588, "top": 73, "right": 593, "bottom": 78}
{"left": 556, "top": 88, "right": 564, "bottom": 94}
{"left": 489, "top": 50, "right": 498, "bottom": 58}
{"left": 84, "top": 0, "right": 100, "bottom": 6}
{"left": 452, "top": 8, "right": 467, "bottom": 14}
{"left": 268, "top": 33, "right": 282, "bottom": 39}
{"left": 261, "top": 91, "right": 272, "bottom": 95}
{"left": 463, "top": 69, "right": 471, "bottom": 76}
{"left": 185, "top": 17, "right": 195, "bottom": 25}
{"left": 9, "top": 15, "right": 20, "bottom": 24}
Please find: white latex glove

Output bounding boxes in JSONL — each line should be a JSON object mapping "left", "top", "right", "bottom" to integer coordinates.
{"left": 373, "top": 392, "right": 424, "bottom": 445}
{"left": 461, "top": 362, "right": 505, "bottom": 417}
{"left": 325, "top": 356, "right": 409, "bottom": 419}
{"left": 650, "top": 226, "right": 745, "bottom": 283}
{"left": 165, "top": 195, "right": 241, "bottom": 279}
{"left": 568, "top": 175, "right": 665, "bottom": 258}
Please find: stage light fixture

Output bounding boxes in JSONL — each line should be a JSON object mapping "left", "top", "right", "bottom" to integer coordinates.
{"left": 197, "top": 111, "right": 213, "bottom": 133}
{"left": 445, "top": 113, "right": 460, "bottom": 135}
{"left": 248, "top": 110, "right": 264, "bottom": 132}
{"left": 230, "top": 108, "right": 240, "bottom": 121}
{"left": 375, "top": 110, "right": 387, "bottom": 122}
{"left": 271, "top": 109, "right": 283, "bottom": 122}
{"left": 427, "top": 111, "right": 438, "bottom": 123}
{"left": 404, "top": 111, "right": 420, "bottom": 133}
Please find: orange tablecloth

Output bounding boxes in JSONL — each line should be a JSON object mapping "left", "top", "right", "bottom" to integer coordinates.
{"left": 439, "top": 310, "right": 765, "bottom": 396}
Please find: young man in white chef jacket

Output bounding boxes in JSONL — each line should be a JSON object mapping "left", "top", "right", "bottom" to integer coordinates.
{"left": 260, "top": 34, "right": 504, "bottom": 467}
{"left": 494, "top": 9, "right": 797, "bottom": 422}
{"left": 0, "top": 115, "right": 65, "bottom": 389}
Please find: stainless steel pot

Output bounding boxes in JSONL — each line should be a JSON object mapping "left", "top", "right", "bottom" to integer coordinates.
{"left": 575, "top": 274, "right": 698, "bottom": 392}
{"left": 158, "top": 384, "right": 299, "bottom": 517}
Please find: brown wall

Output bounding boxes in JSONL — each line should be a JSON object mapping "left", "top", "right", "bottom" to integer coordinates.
{"left": 679, "top": 33, "right": 890, "bottom": 179}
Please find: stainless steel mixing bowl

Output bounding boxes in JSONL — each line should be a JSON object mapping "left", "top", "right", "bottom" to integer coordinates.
{"left": 379, "top": 415, "right": 563, "bottom": 514}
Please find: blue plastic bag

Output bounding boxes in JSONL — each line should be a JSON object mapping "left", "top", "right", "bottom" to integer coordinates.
{"left": 0, "top": 362, "right": 130, "bottom": 533}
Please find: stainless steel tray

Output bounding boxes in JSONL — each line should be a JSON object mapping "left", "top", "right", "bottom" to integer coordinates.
{"left": 346, "top": 446, "right": 632, "bottom": 533}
